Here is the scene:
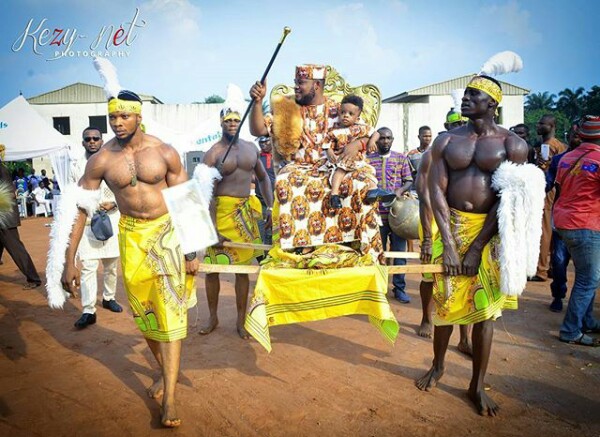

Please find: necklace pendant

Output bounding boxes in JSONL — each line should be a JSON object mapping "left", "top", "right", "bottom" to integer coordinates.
{"left": 130, "top": 175, "right": 137, "bottom": 187}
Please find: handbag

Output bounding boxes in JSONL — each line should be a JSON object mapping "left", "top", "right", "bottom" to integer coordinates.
{"left": 90, "top": 210, "right": 113, "bottom": 241}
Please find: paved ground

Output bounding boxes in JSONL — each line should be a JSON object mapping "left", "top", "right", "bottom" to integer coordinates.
{"left": 0, "top": 216, "right": 598, "bottom": 437}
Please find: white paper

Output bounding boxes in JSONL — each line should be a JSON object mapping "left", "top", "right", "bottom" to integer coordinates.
{"left": 162, "top": 179, "right": 218, "bottom": 254}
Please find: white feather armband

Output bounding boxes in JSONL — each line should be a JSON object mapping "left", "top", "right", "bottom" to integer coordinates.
{"left": 46, "top": 186, "right": 101, "bottom": 309}
{"left": 491, "top": 162, "right": 545, "bottom": 296}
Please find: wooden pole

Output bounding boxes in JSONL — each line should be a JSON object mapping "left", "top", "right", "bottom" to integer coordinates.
{"left": 197, "top": 263, "right": 443, "bottom": 275}
{"left": 221, "top": 242, "right": 420, "bottom": 259}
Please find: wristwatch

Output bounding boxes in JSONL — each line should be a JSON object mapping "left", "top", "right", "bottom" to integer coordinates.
{"left": 184, "top": 252, "right": 197, "bottom": 261}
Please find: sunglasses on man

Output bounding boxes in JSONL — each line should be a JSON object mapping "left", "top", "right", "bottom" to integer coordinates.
{"left": 84, "top": 136, "right": 101, "bottom": 142}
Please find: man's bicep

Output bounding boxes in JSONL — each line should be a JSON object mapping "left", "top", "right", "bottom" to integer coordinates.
{"left": 429, "top": 157, "right": 448, "bottom": 192}
{"left": 202, "top": 148, "right": 219, "bottom": 167}
{"left": 79, "top": 158, "right": 104, "bottom": 190}
{"left": 428, "top": 137, "right": 449, "bottom": 190}
{"left": 164, "top": 146, "right": 188, "bottom": 186}
{"left": 254, "top": 155, "right": 267, "bottom": 180}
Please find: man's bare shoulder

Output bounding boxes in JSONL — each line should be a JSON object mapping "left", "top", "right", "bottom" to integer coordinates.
{"left": 203, "top": 140, "right": 226, "bottom": 166}
{"left": 239, "top": 138, "right": 259, "bottom": 152}
{"left": 431, "top": 130, "right": 454, "bottom": 149}
{"left": 154, "top": 138, "right": 178, "bottom": 154}
{"left": 504, "top": 129, "right": 529, "bottom": 163}
{"left": 87, "top": 144, "right": 113, "bottom": 166}
{"left": 205, "top": 140, "right": 226, "bottom": 156}
{"left": 142, "top": 133, "right": 168, "bottom": 148}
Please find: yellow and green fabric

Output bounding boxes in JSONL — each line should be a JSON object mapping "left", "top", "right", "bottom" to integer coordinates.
{"left": 118, "top": 214, "right": 196, "bottom": 342}
{"left": 431, "top": 209, "right": 517, "bottom": 326}
{"left": 204, "top": 196, "right": 262, "bottom": 265}
{"left": 245, "top": 247, "right": 398, "bottom": 352}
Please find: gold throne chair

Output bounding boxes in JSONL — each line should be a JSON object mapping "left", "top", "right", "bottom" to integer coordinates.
{"left": 270, "top": 65, "right": 382, "bottom": 128}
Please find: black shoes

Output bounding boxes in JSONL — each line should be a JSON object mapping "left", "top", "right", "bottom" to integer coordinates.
{"left": 330, "top": 195, "right": 343, "bottom": 209}
{"left": 75, "top": 301, "right": 122, "bottom": 329}
{"left": 74, "top": 313, "right": 97, "bottom": 329}
{"left": 549, "top": 298, "right": 563, "bottom": 312}
{"left": 364, "top": 188, "right": 396, "bottom": 205}
{"left": 102, "top": 299, "right": 123, "bottom": 313}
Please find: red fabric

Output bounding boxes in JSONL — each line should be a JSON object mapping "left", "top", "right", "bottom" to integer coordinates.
{"left": 553, "top": 143, "right": 600, "bottom": 231}
{"left": 260, "top": 152, "right": 271, "bottom": 169}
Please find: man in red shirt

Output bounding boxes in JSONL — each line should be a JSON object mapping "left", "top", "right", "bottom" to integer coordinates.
{"left": 553, "top": 115, "right": 600, "bottom": 347}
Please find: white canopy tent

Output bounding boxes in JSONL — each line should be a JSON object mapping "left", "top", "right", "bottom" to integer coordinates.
{"left": 0, "top": 95, "right": 74, "bottom": 188}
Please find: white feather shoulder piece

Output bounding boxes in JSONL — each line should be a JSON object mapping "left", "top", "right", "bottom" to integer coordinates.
{"left": 46, "top": 186, "right": 101, "bottom": 309}
{"left": 192, "top": 163, "right": 222, "bottom": 205}
{"left": 491, "top": 161, "right": 545, "bottom": 296}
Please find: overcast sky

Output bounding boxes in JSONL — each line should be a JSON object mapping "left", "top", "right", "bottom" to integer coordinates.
{"left": 1, "top": 0, "right": 597, "bottom": 107}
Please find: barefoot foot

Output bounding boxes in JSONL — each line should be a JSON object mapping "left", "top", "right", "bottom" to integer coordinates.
{"left": 468, "top": 387, "right": 499, "bottom": 416}
{"left": 147, "top": 376, "right": 164, "bottom": 399}
{"left": 417, "top": 321, "right": 433, "bottom": 338}
{"left": 416, "top": 365, "right": 444, "bottom": 391}
{"left": 199, "top": 317, "right": 218, "bottom": 335}
{"left": 237, "top": 324, "right": 250, "bottom": 339}
{"left": 161, "top": 404, "right": 181, "bottom": 428}
{"left": 457, "top": 340, "right": 473, "bottom": 357}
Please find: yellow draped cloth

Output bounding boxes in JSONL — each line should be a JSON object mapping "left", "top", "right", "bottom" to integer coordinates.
{"left": 431, "top": 209, "right": 517, "bottom": 326}
{"left": 245, "top": 263, "right": 398, "bottom": 352}
{"left": 204, "top": 196, "right": 262, "bottom": 265}
{"left": 118, "top": 214, "right": 196, "bottom": 342}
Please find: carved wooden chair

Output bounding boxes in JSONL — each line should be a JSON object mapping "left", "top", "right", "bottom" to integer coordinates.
{"left": 270, "top": 65, "right": 382, "bottom": 127}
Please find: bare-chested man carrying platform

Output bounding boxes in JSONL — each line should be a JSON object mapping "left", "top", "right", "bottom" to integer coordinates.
{"left": 416, "top": 74, "right": 528, "bottom": 416}
{"left": 59, "top": 87, "right": 198, "bottom": 428}
{"left": 200, "top": 107, "right": 273, "bottom": 339}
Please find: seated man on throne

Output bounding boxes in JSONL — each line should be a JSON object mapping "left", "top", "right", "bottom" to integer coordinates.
{"left": 249, "top": 64, "right": 385, "bottom": 265}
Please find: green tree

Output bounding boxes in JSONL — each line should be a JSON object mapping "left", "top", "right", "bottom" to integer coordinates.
{"left": 556, "top": 87, "right": 585, "bottom": 122}
{"left": 525, "top": 91, "right": 556, "bottom": 111}
{"left": 203, "top": 94, "right": 225, "bottom": 104}
{"left": 583, "top": 85, "right": 600, "bottom": 115}
{"left": 4, "top": 161, "right": 32, "bottom": 176}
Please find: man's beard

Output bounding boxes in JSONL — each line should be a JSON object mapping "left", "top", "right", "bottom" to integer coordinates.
{"left": 295, "top": 87, "right": 316, "bottom": 105}
{"left": 116, "top": 131, "right": 136, "bottom": 146}
{"left": 378, "top": 145, "right": 391, "bottom": 155}
{"left": 223, "top": 131, "right": 236, "bottom": 142}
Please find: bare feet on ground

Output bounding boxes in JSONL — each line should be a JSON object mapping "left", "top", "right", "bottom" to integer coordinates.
{"left": 237, "top": 323, "right": 250, "bottom": 340}
{"left": 417, "top": 320, "right": 432, "bottom": 338}
{"left": 198, "top": 317, "right": 218, "bottom": 335}
{"left": 161, "top": 401, "right": 181, "bottom": 428}
{"left": 415, "top": 365, "right": 444, "bottom": 391}
{"left": 457, "top": 340, "right": 473, "bottom": 357}
{"left": 468, "top": 387, "right": 499, "bottom": 416}
{"left": 147, "top": 376, "right": 164, "bottom": 399}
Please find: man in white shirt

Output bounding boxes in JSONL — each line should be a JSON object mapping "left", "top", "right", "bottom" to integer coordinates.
{"left": 69, "top": 127, "right": 123, "bottom": 329}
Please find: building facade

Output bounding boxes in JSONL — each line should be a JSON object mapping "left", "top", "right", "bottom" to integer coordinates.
{"left": 26, "top": 76, "right": 528, "bottom": 175}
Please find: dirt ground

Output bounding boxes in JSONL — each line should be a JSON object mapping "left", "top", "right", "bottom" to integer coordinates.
{"left": 0, "top": 217, "right": 598, "bottom": 437}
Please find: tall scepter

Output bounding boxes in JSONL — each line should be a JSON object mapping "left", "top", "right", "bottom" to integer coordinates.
{"left": 218, "top": 26, "right": 292, "bottom": 170}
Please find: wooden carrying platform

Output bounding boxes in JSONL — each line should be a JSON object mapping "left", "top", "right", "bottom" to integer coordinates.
{"left": 197, "top": 242, "right": 444, "bottom": 275}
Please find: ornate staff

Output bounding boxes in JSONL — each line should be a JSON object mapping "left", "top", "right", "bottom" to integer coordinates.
{"left": 218, "top": 26, "right": 291, "bottom": 170}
